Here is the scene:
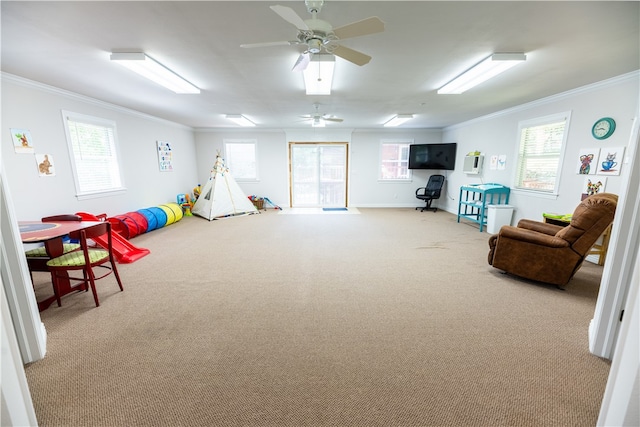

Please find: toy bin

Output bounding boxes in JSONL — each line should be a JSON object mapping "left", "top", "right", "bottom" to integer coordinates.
{"left": 486, "top": 205, "right": 514, "bottom": 234}
{"left": 252, "top": 198, "right": 264, "bottom": 210}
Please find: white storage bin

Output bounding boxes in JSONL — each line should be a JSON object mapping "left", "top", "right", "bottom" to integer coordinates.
{"left": 486, "top": 205, "right": 514, "bottom": 234}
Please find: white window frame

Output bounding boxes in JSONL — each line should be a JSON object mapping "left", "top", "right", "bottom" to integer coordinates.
{"left": 61, "top": 110, "right": 126, "bottom": 200}
{"left": 379, "top": 139, "right": 412, "bottom": 181}
{"left": 512, "top": 111, "right": 571, "bottom": 197}
{"left": 224, "top": 139, "right": 258, "bottom": 182}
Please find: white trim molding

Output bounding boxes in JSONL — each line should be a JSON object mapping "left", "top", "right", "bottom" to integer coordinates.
{"left": 0, "top": 170, "right": 47, "bottom": 364}
{"left": 589, "top": 116, "right": 640, "bottom": 359}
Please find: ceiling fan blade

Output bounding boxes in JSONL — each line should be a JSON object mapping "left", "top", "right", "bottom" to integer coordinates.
{"left": 333, "top": 45, "right": 372, "bottom": 66}
{"left": 240, "top": 40, "right": 298, "bottom": 48}
{"left": 270, "top": 5, "right": 309, "bottom": 30}
{"left": 324, "top": 117, "right": 344, "bottom": 122}
{"left": 292, "top": 52, "right": 312, "bottom": 71}
{"left": 333, "top": 16, "right": 385, "bottom": 40}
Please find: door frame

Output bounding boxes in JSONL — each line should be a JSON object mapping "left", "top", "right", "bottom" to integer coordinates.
{"left": 288, "top": 141, "right": 349, "bottom": 208}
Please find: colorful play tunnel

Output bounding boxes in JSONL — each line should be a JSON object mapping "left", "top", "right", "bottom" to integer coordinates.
{"left": 106, "top": 203, "right": 184, "bottom": 239}
{"left": 75, "top": 203, "right": 184, "bottom": 263}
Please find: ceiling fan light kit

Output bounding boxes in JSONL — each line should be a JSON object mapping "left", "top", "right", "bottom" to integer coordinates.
{"left": 312, "top": 117, "right": 326, "bottom": 127}
{"left": 438, "top": 53, "right": 526, "bottom": 95}
{"left": 303, "top": 54, "right": 335, "bottom": 95}
{"left": 225, "top": 114, "right": 256, "bottom": 127}
{"left": 384, "top": 115, "right": 414, "bottom": 127}
{"left": 110, "top": 52, "right": 200, "bottom": 94}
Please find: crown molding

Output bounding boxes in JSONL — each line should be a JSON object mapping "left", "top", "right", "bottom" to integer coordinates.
{"left": 445, "top": 70, "right": 640, "bottom": 131}
{"left": 1, "top": 72, "right": 192, "bottom": 130}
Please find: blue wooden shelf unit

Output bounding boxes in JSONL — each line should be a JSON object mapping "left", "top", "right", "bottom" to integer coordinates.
{"left": 457, "top": 183, "right": 511, "bottom": 232}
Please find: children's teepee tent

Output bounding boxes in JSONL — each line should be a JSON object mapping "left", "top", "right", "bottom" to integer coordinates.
{"left": 192, "top": 154, "right": 257, "bottom": 220}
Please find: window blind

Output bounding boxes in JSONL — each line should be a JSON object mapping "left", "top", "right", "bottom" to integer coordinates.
{"left": 64, "top": 113, "right": 124, "bottom": 196}
{"left": 225, "top": 141, "right": 257, "bottom": 180}
{"left": 515, "top": 119, "right": 567, "bottom": 192}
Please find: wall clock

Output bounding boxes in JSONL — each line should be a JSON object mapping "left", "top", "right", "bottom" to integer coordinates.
{"left": 592, "top": 117, "right": 616, "bottom": 140}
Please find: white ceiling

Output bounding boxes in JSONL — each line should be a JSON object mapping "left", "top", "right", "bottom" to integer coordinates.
{"left": 2, "top": 1, "right": 639, "bottom": 130}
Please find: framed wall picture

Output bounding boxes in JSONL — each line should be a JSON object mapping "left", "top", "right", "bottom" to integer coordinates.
{"left": 157, "top": 141, "right": 173, "bottom": 172}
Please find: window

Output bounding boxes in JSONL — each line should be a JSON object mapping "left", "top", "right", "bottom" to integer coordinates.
{"left": 380, "top": 140, "right": 411, "bottom": 180}
{"left": 62, "top": 111, "right": 125, "bottom": 199}
{"left": 514, "top": 112, "right": 571, "bottom": 194}
{"left": 224, "top": 140, "right": 257, "bottom": 181}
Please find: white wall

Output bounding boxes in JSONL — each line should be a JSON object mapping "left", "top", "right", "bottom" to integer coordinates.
{"left": 1, "top": 75, "right": 198, "bottom": 220}
{"left": 195, "top": 127, "right": 443, "bottom": 208}
{"left": 350, "top": 129, "right": 443, "bottom": 207}
{"left": 441, "top": 72, "right": 639, "bottom": 225}
{"left": 194, "top": 129, "right": 290, "bottom": 207}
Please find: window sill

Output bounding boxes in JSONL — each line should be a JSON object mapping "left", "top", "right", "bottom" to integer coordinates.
{"left": 76, "top": 188, "right": 127, "bottom": 201}
{"left": 378, "top": 179, "right": 412, "bottom": 183}
{"left": 511, "top": 188, "right": 559, "bottom": 200}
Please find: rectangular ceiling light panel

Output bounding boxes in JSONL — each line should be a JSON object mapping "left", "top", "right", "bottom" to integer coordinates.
{"left": 438, "top": 53, "right": 526, "bottom": 95}
{"left": 110, "top": 52, "right": 200, "bottom": 94}
{"left": 303, "top": 54, "right": 335, "bottom": 95}
{"left": 384, "top": 114, "right": 413, "bottom": 127}
{"left": 225, "top": 114, "right": 256, "bottom": 127}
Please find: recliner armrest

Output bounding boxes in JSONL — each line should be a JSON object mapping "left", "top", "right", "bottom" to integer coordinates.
{"left": 517, "top": 219, "right": 564, "bottom": 236}
{"left": 499, "top": 225, "right": 569, "bottom": 248}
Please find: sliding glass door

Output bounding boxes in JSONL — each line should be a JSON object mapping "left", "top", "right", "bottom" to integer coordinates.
{"left": 289, "top": 142, "right": 348, "bottom": 208}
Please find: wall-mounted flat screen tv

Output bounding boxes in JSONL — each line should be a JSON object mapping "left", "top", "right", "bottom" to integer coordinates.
{"left": 408, "top": 143, "right": 457, "bottom": 170}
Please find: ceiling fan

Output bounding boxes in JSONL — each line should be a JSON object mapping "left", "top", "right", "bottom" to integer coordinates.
{"left": 240, "top": 0, "right": 384, "bottom": 71}
{"left": 300, "top": 103, "right": 344, "bottom": 126}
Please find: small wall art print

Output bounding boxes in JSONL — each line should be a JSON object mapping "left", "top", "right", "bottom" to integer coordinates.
{"left": 157, "top": 141, "right": 173, "bottom": 172}
{"left": 597, "top": 146, "right": 625, "bottom": 176}
{"left": 35, "top": 153, "right": 55, "bottom": 176}
{"left": 488, "top": 155, "right": 506, "bottom": 171}
{"left": 582, "top": 176, "right": 606, "bottom": 200}
{"left": 11, "top": 128, "right": 35, "bottom": 153}
{"left": 489, "top": 155, "right": 498, "bottom": 170}
{"left": 576, "top": 147, "right": 600, "bottom": 175}
{"left": 497, "top": 155, "right": 507, "bottom": 170}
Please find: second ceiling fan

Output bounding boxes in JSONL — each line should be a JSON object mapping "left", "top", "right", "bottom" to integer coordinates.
{"left": 300, "top": 103, "right": 344, "bottom": 126}
{"left": 241, "top": 0, "right": 385, "bottom": 71}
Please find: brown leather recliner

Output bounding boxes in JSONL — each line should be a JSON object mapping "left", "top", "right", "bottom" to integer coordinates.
{"left": 487, "top": 193, "right": 617, "bottom": 287}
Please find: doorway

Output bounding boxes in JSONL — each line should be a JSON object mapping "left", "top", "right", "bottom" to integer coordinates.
{"left": 289, "top": 142, "right": 348, "bottom": 207}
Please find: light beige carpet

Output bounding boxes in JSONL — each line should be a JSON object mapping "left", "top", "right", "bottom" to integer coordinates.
{"left": 25, "top": 208, "right": 610, "bottom": 426}
{"left": 278, "top": 207, "right": 360, "bottom": 215}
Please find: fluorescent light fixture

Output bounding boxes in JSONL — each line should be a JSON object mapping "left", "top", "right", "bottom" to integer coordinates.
{"left": 225, "top": 114, "right": 256, "bottom": 127}
{"left": 384, "top": 114, "right": 413, "bottom": 127}
{"left": 303, "top": 54, "right": 335, "bottom": 95}
{"left": 437, "top": 53, "right": 526, "bottom": 94}
{"left": 110, "top": 52, "right": 200, "bottom": 94}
